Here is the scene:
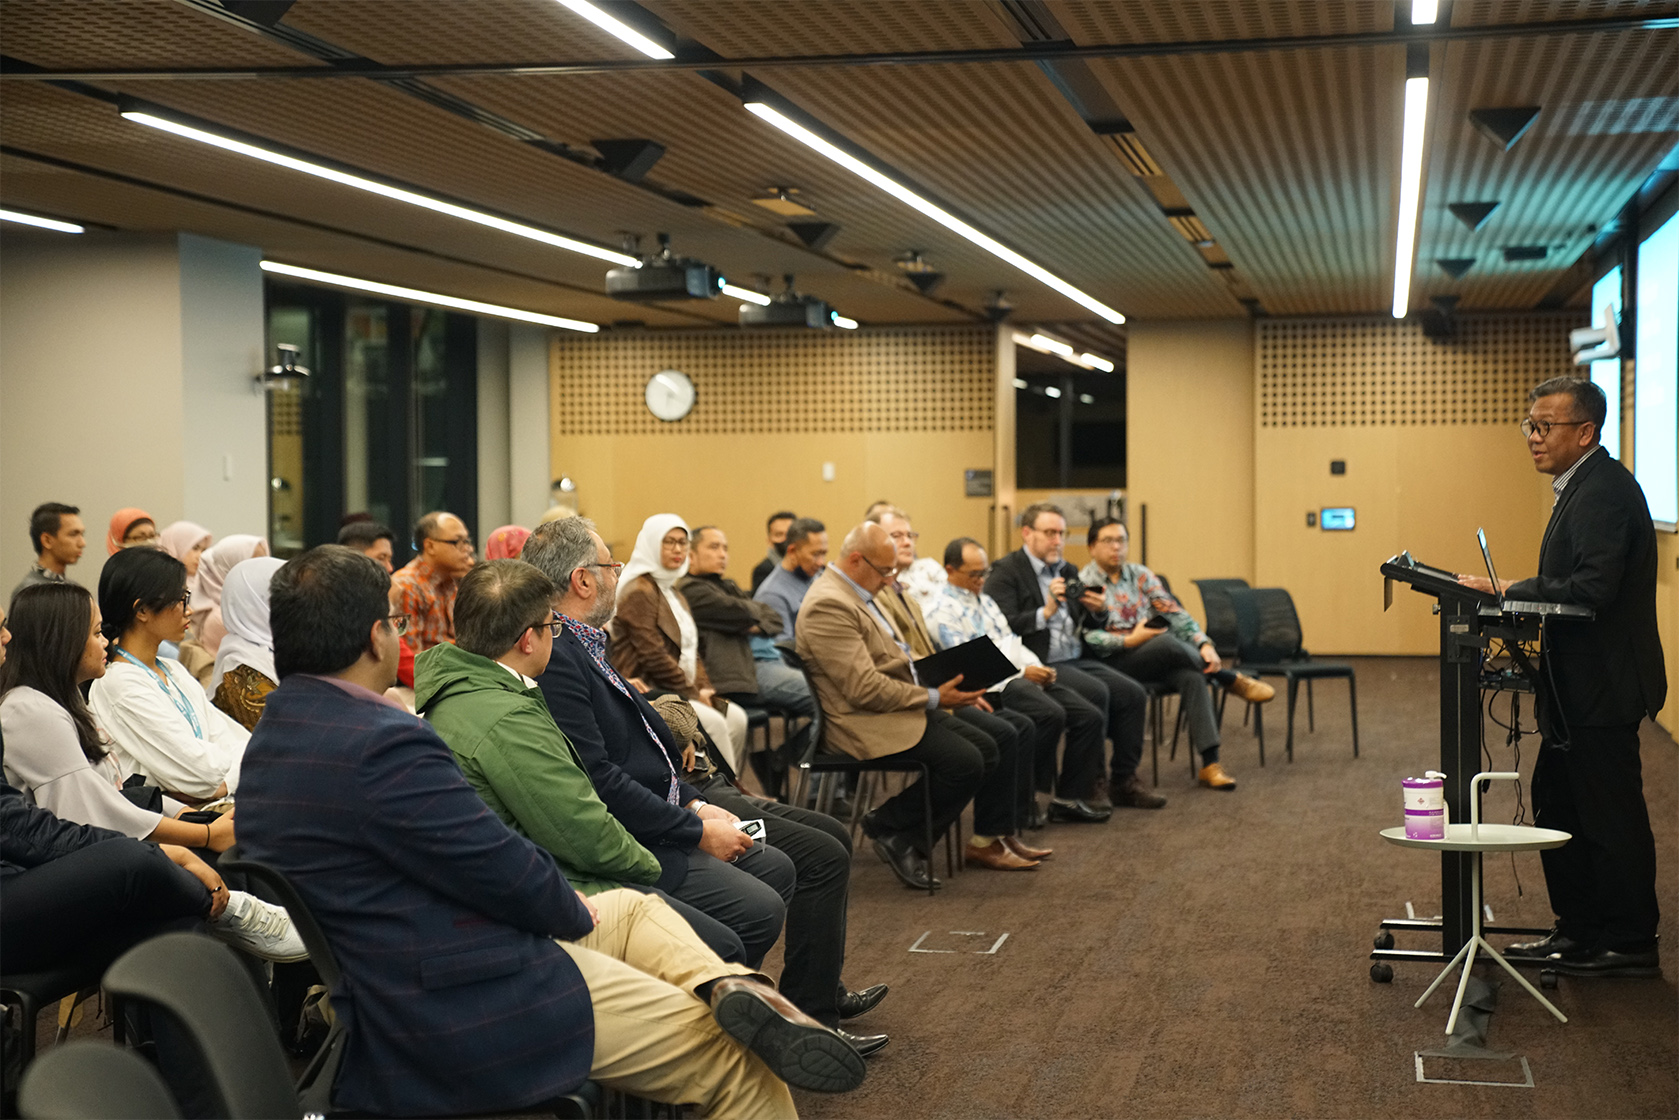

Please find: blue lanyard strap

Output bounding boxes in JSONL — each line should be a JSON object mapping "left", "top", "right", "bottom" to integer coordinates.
{"left": 114, "top": 648, "right": 204, "bottom": 738}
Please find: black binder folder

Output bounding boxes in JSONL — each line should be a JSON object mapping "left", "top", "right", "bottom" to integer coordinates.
{"left": 913, "top": 635, "right": 1018, "bottom": 692}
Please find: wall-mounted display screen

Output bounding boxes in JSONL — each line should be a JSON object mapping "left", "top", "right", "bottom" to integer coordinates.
{"left": 1321, "top": 507, "right": 1356, "bottom": 531}
{"left": 1589, "top": 265, "right": 1622, "bottom": 459}
{"left": 1634, "top": 210, "right": 1677, "bottom": 527}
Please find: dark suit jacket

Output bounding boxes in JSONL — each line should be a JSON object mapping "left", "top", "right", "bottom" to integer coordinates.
{"left": 1507, "top": 448, "right": 1667, "bottom": 728}
{"left": 538, "top": 626, "right": 703, "bottom": 892}
{"left": 680, "top": 572, "right": 784, "bottom": 695}
{"left": 983, "top": 547, "right": 1095, "bottom": 661}
{"left": 238, "top": 675, "right": 595, "bottom": 1118}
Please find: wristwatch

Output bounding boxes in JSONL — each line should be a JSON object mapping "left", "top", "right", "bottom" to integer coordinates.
{"left": 689, "top": 799, "right": 708, "bottom": 815}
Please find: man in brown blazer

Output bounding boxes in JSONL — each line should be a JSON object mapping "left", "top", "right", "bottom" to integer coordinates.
{"left": 796, "top": 523, "right": 994, "bottom": 890}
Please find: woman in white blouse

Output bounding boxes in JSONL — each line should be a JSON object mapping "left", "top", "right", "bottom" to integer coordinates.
{"left": 88, "top": 547, "right": 248, "bottom": 803}
{"left": 0, "top": 581, "right": 234, "bottom": 849}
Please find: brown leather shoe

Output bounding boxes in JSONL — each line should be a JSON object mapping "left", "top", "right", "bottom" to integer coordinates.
{"left": 1087, "top": 774, "right": 1113, "bottom": 810}
{"left": 1003, "top": 835, "right": 1054, "bottom": 861}
{"left": 964, "top": 838, "right": 1040, "bottom": 870}
{"left": 1112, "top": 772, "right": 1167, "bottom": 809}
{"left": 1228, "top": 674, "right": 1275, "bottom": 703}
{"left": 1198, "top": 762, "right": 1238, "bottom": 790}
{"left": 709, "top": 976, "right": 867, "bottom": 1093}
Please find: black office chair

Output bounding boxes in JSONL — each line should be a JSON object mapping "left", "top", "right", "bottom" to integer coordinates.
{"left": 779, "top": 647, "right": 959, "bottom": 892}
{"left": 17, "top": 1040, "right": 182, "bottom": 1120}
{"left": 2, "top": 957, "right": 112, "bottom": 1112}
{"left": 1227, "top": 587, "right": 1358, "bottom": 763}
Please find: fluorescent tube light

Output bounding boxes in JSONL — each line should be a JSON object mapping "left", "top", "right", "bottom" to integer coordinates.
{"left": 1410, "top": 0, "right": 1439, "bottom": 23}
{"left": 1391, "top": 76, "right": 1430, "bottom": 319}
{"left": 1079, "top": 352, "right": 1115, "bottom": 373}
{"left": 720, "top": 283, "right": 772, "bottom": 306}
{"left": 552, "top": 0, "right": 674, "bottom": 59}
{"left": 1012, "top": 378, "right": 1029, "bottom": 389}
{"left": 744, "top": 100, "right": 1124, "bottom": 324}
{"left": 831, "top": 313, "right": 859, "bottom": 329}
{"left": 0, "top": 208, "right": 84, "bottom": 233}
{"left": 260, "top": 261, "right": 599, "bottom": 333}
{"left": 122, "top": 107, "right": 638, "bottom": 267}
{"left": 1078, "top": 393, "right": 1096, "bottom": 404}
{"left": 1028, "top": 333, "right": 1074, "bottom": 357}
{"left": 1044, "top": 385, "right": 1063, "bottom": 399}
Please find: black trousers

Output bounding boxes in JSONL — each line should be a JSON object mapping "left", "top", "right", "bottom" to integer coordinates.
{"left": 869, "top": 715, "right": 985, "bottom": 854}
{"left": 1532, "top": 723, "right": 1660, "bottom": 950}
{"left": 1048, "top": 660, "right": 1147, "bottom": 783}
{"left": 998, "top": 677, "right": 1105, "bottom": 798}
{"left": 692, "top": 774, "right": 855, "bottom": 1027}
{"left": 0, "top": 838, "right": 208, "bottom": 974}
{"left": 952, "top": 705, "right": 1035, "bottom": 835}
{"left": 1099, "top": 635, "right": 1222, "bottom": 761}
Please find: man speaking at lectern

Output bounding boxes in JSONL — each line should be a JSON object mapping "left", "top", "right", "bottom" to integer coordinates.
{"left": 1458, "top": 377, "right": 1667, "bottom": 977}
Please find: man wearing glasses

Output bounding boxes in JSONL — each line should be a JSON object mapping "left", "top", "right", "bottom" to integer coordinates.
{"left": 389, "top": 510, "right": 476, "bottom": 654}
{"left": 1456, "top": 377, "right": 1666, "bottom": 978}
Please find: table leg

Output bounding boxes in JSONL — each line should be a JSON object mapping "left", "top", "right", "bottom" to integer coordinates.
{"left": 1415, "top": 937, "right": 1474, "bottom": 1008}
{"left": 1478, "top": 937, "right": 1569, "bottom": 1024}
{"left": 1444, "top": 939, "right": 1481, "bottom": 1035}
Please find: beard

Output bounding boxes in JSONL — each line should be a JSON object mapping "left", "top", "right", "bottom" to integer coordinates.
{"left": 584, "top": 595, "right": 617, "bottom": 630}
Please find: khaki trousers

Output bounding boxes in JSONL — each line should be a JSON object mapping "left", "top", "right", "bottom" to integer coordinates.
{"left": 695, "top": 698, "right": 750, "bottom": 770}
{"left": 562, "top": 889, "right": 797, "bottom": 1119}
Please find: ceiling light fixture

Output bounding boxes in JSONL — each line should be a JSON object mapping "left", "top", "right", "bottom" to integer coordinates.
{"left": 1028, "top": 333, "right": 1075, "bottom": 357}
{"left": 720, "top": 283, "right": 772, "bottom": 306}
{"left": 260, "top": 261, "right": 599, "bottom": 332}
{"left": 1410, "top": 0, "right": 1439, "bottom": 23}
{"left": 552, "top": 0, "right": 674, "bottom": 59}
{"left": 1012, "top": 378, "right": 1029, "bottom": 389}
{"left": 121, "top": 103, "right": 638, "bottom": 267}
{"left": 831, "top": 313, "right": 859, "bottom": 329}
{"left": 0, "top": 208, "right": 84, "bottom": 233}
{"left": 1013, "top": 331, "right": 1116, "bottom": 374}
{"left": 1079, "top": 353, "right": 1115, "bottom": 373}
{"left": 743, "top": 99, "right": 1125, "bottom": 324}
{"left": 1044, "top": 385, "right": 1063, "bottom": 399}
{"left": 1391, "top": 75, "right": 1430, "bottom": 319}
{"left": 1079, "top": 393, "right": 1096, "bottom": 405}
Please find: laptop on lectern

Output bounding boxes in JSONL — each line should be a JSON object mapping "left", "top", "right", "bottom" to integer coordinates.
{"left": 1477, "top": 528, "right": 1502, "bottom": 604}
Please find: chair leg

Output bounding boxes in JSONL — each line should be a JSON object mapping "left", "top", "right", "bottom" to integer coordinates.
{"left": 1307, "top": 679, "right": 1315, "bottom": 731}
{"left": 54, "top": 987, "right": 97, "bottom": 1044}
{"left": 920, "top": 766, "right": 938, "bottom": 896}
{"left": 1348, "top": 675, "right": 1359, "bottom": 758}
{"left": 1253, "top": 701, "right": 1265, "bottom": 767}
{"left": 1285, "top": 678, "right": 1298, "bottom": 763}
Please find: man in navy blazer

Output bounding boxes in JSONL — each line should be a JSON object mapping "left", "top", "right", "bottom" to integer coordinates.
{"left": 1460, "top": 379, "right": 1667, "bottom": 977}
{"left": 239, "top": 545, "right": 861, "bottom": 1116}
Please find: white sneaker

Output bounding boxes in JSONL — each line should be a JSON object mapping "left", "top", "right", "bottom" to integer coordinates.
{"left": 211, "top": 891, "right": 310, "bottom": 963}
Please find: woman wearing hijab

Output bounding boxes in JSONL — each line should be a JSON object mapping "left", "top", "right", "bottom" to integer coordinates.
{"left": 610, "top": 514, "right": 749, "bottom": 769}
{"left": 192, "top": 535, "right": 268, "bottom": 657}
{"left": 160, "top": 522, "right": 218, "bottom": 682}
{"left": 106, "top": 508, "right": 157, "bottom": 554}
{"left": 209, "top": 557, "right": 286, "bottom": 731}
{"left": 483, "top": 524, "right": 531, "bottom": 561}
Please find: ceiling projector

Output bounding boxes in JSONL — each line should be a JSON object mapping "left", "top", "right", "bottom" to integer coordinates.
{"left": 605, "top": 234, "right": 723, "bottom": 302}
{"left": 739, "top": 276, "right": 835, "bottom": 329}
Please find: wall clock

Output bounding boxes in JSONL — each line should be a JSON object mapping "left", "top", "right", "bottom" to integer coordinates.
{"left": 645, "top": 369, "right": 696, "bottom": 422}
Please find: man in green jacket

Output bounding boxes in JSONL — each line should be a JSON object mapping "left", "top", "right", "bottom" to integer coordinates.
{"left": 416, "top": 560, "right": 751, "bottom": 964}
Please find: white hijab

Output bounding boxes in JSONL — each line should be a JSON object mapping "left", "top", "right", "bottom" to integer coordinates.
{"left": 617, "top": 514, "right": 699, "bottom": 684}
{"left": 210, "top": 556, "right": 285, "bottom": 694}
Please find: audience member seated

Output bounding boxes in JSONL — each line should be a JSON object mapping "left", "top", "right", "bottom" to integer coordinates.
{"left": 523, "top": 517, "right": 796, "bottom": 969}
{"left": 158, "top": 521, "right": 213, "bottom": 593}
{"left": 680, "top": 525, "right": 814, "bottom": 717}
{"left": 866, "top": 508, "right": 1044, "bottom": 869}
{"left": 390, "top": 509, "right": 475, "bottom": 653}
{"left": 1079, "top": 518, "right": 1273, "bottom": 791}
{"left": 751, "top": 510, "right": 796, "bottom": 594}
{"left": 106, "top": 507, "right": 157, "bottom": 553}
{"left": 984, "top": 503, "right": 1158, "bottom": 815}
{"left": 190, "top": 534, "right": 268, "bottom": 660}
{"left": 88, "top": 548, "right": 248, "bottom": 804}
{"left": 239, "top": 544, "right": 855, "bottom": 1115}
{"left": 754, "top": 517, "right": 827, "bottom": 643}
{"left": 337, "top": 519, "right": 395, "bottom": 573}
{"left": 611, "top": 515, "right": 749, "bottom": 769}
{"left": 796, "top": 522, "right": 991, "bottom": 890}
{"left": 12, "top": 502, "right": 85, "bottom": 602}
{"left": 484, "top": 523, "right": 532, "bottom": 560}
{"left": 209, "top": 557, "right": 286, "bottom": 732}
{"left": 923, "top": 537, "right": 1109, "bottom": 836}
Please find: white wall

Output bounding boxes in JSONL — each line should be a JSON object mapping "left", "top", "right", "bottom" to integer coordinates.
{"left": 1, "top": 230, "right": 265, "bottom": 595}
{"left": 508, "top": 324, "right": 552, "bottom": 529}
{"left": 475, "top": 318, "right": 512, "bottom": 539}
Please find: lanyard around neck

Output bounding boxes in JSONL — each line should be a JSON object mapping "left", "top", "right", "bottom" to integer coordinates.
{"left": 115, "top": 647, "right": 203, "bottom": 738}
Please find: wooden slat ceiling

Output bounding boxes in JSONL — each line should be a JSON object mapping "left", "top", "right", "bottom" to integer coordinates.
{"left": 0, "top": 0, "right": 1673, "bottom": 331}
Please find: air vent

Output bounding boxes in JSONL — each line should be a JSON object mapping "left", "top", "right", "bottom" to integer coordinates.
{"left": 1469, "top": 106, "right": 1541, "bottom": 151}
{"left": 1503, "top": 246, "right": 1548, "bottom": 262}
{"left": 1100, "top": 132, "right": 1163, "bottom": 177}
{"left": 1437, "top": 258, "right": 1476, "bottom": 278}
{"left": 1166, "top": 213, "right": 1213, "bottom": 244}
{"left": 1447, "top": 201, "right": 1500, "bottom": 232}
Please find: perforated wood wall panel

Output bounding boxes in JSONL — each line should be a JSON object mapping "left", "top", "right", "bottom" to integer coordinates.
{"left": 1257, "top": 313, "right": 1585, "bottom": 427}
{"left": 552, "top": 327, "right": 995, "bottom": 436}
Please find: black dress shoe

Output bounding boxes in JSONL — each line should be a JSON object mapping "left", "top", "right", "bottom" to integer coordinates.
{"left": 1552, "top": 945, "right": 1661, "bottom": 977}
{"left": 872, "top": 832, "right": 936, "bottom": 890}
{"left": 1047, "top": 798, "right": 1112, "bottom": 823}
{"left": 836, "top": 983, "right": 889, "bottom": 1020}
{"left": 836, "top": 1027, "right": 890, "bottom": 1058}
{"left": 1503, "top": 929, "right": 1588, "bottom": 963}
{"left": 709, "top": 977, "right": 867, "bottom": 1093}
{"left": 1024, "top": 802, "right": 1049, "bottom": 830}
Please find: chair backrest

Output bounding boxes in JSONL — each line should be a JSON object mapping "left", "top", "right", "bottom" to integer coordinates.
{"left": 772, "top": 645, "right": 828, "bottom": 763}
{"left": 217, "top": 853, "right": 341, "bottom": 990}
{"left": 101, "top": 934, "right": 299, "bottom": 1120}
{"left": 18, "top": 1041, "right": 182, "bottom": 1120}
{"left": 1193, "top": 578, "right": 1250, "bottom": 658}
{"left": 1228, "top": 587, "right": 1305, "bottom": 663}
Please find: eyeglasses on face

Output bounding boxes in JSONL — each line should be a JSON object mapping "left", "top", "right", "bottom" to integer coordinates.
{"left": 386, "top": 612, "right": 410, "bottom": 636}
{"left": 429, "top": 535, "right": 475, "bottom": 551}
{"left": 528, "top": 610, "right": 564, "bottom": 638}
{"left": 661, "top": 535, "right": 690, "bottom": 549}
{"left": 887, "top": 530, "right": 920, "bottom": 542}
{"left": 958, "top": 566, "right": 992, "bottom": 579}
{"left": 1093, "top": 534, "right": 1126, "bottom": 547}
{"left": 586, "top": 560, "right": 624, "bottom": 576}
{"left": 1519, "top": 417, "right": 1589, "bottom": 440}
{"left": 866, "top": 559, "right": 898, "bottom": 578}
{"left": 1029, "top": 526, "right": 1066, "bottom": 539}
